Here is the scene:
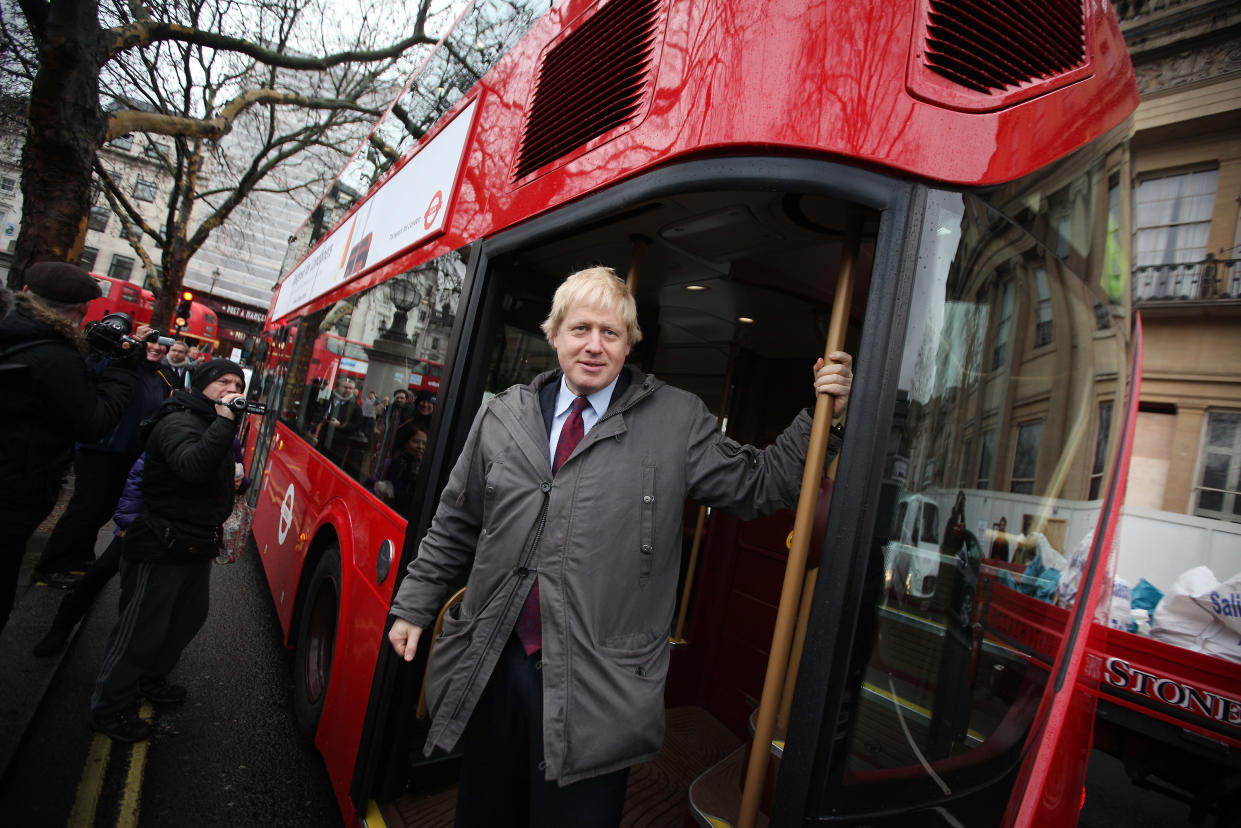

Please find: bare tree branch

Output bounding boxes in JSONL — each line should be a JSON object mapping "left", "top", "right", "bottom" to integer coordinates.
{"left": 104, "top": 19, "right": 435, "bottom": 69}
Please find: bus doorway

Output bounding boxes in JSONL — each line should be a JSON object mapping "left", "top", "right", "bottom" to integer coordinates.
{"left": 368, "top": 183, "right": 877, "bottom": 825}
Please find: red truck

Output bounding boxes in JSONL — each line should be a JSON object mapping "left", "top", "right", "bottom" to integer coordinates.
{"left": 977, "top": 565, "right": 1241, "bottom": 822}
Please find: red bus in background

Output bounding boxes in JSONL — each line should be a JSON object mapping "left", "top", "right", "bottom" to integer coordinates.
{"left": 406, "top": 358, "right": 441, "bottom": 393}
{"left": 309, "top": 332, "right": 370, "bottom": 387}
{"left": 237, "top": 0, "right": 1149, "bottom": 826}
{"left": 84, "top": 272, "right": 220, "bottom": 356}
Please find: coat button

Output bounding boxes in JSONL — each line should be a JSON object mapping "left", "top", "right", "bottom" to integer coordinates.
{"left": 541, "top": 482, "right": 551, "bottom": 492}
{"left": 641, "top": 544, "right": 652, "bottom": 553}
{"left": 643, "top": 495, "right": 653, "bottom": 503}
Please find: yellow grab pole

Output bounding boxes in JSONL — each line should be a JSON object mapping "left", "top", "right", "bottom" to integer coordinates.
{"left": 777, "top": 567, "right": 819, "bottom": 732}
{"left": 737, "top": 212, "right": 860, "bottom": 828}
{"left": 672, "top": 343, "right": 737, "bottom": 644}
{"left": 626, "top": 234, "right": 649, "bottom": 295}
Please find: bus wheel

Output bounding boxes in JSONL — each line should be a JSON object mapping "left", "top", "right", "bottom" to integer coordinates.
{"left": 294, "top": 549, "right": 341, "bottom": 739}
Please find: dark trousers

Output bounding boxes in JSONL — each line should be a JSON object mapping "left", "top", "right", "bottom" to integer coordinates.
{"left": 91, "top": 556, "right": 211, "bottom": 717}
{"left": 36, "top": 449, "right": 135, "bottom": 574}
{"left": 454, "top": 635, "right": 629, "bottom": 828}
{"left": 0, "top": 498, "right": 57, "bottom": 630}
{"left": 51, "top": 535, "right": 123, "bottom": 631}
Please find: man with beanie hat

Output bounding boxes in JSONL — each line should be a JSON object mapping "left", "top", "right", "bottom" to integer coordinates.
{"left": 0, "top": 261, "right": 142, "bottom": 630}
{"left": 91, "top": 357, "right": 247, "bottom": 742}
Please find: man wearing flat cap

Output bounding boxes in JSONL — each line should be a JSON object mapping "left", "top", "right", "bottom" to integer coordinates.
{"left": 0, "top": 262, "right": 142, "bottom": 630}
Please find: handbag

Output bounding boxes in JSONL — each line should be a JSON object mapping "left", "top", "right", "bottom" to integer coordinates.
{"left": 219, "top": 496, "right": 256, "bottom": 564}
{"left": 141, "top": 512, "right": 222, "bottom": 560}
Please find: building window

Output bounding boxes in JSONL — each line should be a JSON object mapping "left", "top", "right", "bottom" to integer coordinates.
{"left": 144, "top": 141, "right": 169, "bottom": 161}
{"left": 1010, "top": 420, "right": 1043, "bottom": 494}
{"left": 133, "top": 177, "right": 157, "bottom": 202}
{"left": 1033, "top": 268, "right": 1053, "bottom": 347}
{"left": 81, "top": 246, "right": 98, "bottom": 270}
{"left": 1134, "top": 169, "right": 1218, "bottom": 268}
{"left": 0, "top": 176, "right": 15, "bottom": 195}
{"left": 108, "top": 254, "right": 134, "bottom": 281}
{"left": 110, "top": 134, "right": 134, "bottom": 151}
{"left": 1195, "top": 412, "right": 1241, "bottom": 523}
{"left": 977, "top": 429, "right": 995, "bottom": 491}
{"left": 992, "top": 280, "right": 1013, "bottom": 370}
{"left": 1089, "top": 401, "right": 1113, "bottom": 500}
{"left": 87, "top": 206, "right": 110, "bottom": 232}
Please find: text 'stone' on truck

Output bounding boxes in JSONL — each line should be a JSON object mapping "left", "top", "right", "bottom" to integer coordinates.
{"left": 237, "top": 0, "right": 1239, "bottom": 825}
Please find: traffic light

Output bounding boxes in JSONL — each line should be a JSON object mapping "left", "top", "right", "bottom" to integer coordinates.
{"left": 174, "top": 290, "right": 193, "bottom": 330}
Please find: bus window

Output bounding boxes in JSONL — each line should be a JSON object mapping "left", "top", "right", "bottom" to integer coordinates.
{"left": 273, "top": 251, "right": 465, "bottom": 508}
{"left": 820, "top": 132, "right": 1130, "bottom": 817}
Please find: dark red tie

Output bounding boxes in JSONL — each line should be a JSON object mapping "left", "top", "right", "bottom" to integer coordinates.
{"left": 515, "top": 396, "right": 590, "bottom": 655}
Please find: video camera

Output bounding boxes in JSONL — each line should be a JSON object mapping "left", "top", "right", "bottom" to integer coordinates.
{"left": 84, "top": 312, "right": 176, "bottom": 358}
{"left": 222, "top": 397, "right": 268, "bottom": 415}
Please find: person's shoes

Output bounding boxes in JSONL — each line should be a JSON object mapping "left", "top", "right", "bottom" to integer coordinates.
{"left": 32, "top": 622, "right": 74, "bottom": 657}
{"left": 139, "top": 679, "right": 187, "bottom": 706}
{"left": 90, "top": 709, "right": 152, "bottom": 743}
{"left": 33, "top": 570, "right": 81, "bottom": 590}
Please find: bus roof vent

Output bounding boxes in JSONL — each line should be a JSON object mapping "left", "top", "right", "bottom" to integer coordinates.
{"left": 514, "top": 0, "right": 661, "bottom": 182}
{"left": 912, "top": 0, "right": 1089, "bottom": 111}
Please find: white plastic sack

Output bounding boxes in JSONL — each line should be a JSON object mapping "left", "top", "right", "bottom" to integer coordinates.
{"left": 1152, "top": 566, "right": 1220, "bottom": 638}
{"left": 1151, "top": 566, "right": 1241, "bottom": 665}
{"left": 1108, "top": 577, "right": 1133, "bottom": 631}
{"left": 1056, "top": 530, "right": 1093, "bottom": 608}
{"left": 1190, "top": 569, "right": 1241, "bottom": 637}
{"left": 1035, "top": 533, "right": 1067, "bottom": 572}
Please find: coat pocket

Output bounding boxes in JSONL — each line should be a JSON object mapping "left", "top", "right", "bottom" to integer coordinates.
{"left": 423, "top": 602, "right": 473, "bottom": 721}
{"left": 565, "top": 633, "right": 669, "bottom": 772}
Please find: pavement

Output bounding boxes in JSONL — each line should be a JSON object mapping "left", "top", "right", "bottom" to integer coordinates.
{"left": 0, "top": 477, "right": 106, "bottom": 781}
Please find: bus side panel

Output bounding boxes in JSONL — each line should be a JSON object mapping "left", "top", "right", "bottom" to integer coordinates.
{"left": 252, "top": 423, "right": 319, "bottom": 638}
{"left": 251, "top": 420, "right": 406, "bottom": 816}
{"left": 306, "top": 494, "right": 406, "bottom": 822}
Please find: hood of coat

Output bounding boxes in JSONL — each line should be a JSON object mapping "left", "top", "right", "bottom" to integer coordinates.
{"left": 140, "top": 387, "right": 218, "bottom": 440}
{"left": 0, "top": 293, "right": 87, "bottom": 352}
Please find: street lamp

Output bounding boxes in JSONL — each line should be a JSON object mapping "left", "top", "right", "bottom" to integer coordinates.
{"left": 382, "top": 275, "right": 419, "bottom": 342}
{"left": 210, "top": 267, "right": 220, "bottom": 295}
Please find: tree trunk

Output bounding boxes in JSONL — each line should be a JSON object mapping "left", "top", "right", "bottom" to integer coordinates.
{"left": 8, "top": 0, "right": 105, "bottom": 289}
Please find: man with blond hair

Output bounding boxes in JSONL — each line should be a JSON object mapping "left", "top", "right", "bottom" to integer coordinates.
{"left": 388, "top": 266, "right": 853, "bottom": 827}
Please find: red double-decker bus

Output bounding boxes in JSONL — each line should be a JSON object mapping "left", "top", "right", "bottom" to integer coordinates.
{"left": 242, "top": 0, "right": 1142, "bottom": 825}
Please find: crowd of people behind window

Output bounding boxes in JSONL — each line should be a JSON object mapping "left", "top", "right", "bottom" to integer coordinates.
{"left": 305, "top": 371, "right": 437, "bottom": 519}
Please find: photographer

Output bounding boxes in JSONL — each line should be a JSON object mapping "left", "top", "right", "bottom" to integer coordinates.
{"left": 91, "top": 359, "right": 247, "bottom": 743}
{"left": 0, "top": 262, "right": 141, "bottom": 630}
{"left": 33, "top": 331, "right": 179, "bottom": 588}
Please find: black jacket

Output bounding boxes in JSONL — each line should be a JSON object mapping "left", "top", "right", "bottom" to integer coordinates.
{"left": 0, "top": 297, "right": 138, "bottom": 510}
{"left": 141, "top": 389, "right": 239, "bottom": 529}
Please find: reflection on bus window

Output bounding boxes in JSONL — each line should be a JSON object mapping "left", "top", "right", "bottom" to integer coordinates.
{"left": 267, "top": 250, "right": 466, "bottom": 512}
{"left": 837, "top": 135, "right": 1128, "bottom": 809}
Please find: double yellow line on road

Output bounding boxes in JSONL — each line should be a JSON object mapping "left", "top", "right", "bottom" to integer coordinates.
{"left": 68, "top": 702, "right": 154, "bottom": 827}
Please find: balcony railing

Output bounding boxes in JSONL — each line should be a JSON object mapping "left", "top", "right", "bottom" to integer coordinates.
{"left": 1133, "top": 256, "right": 1241, "bottom": 303}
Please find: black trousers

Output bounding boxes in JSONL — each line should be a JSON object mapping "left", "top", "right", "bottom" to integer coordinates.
{"left": 454, "top": 635, "right": 630, "bottom": 828}
{"left": 36, "top": 449, "right": 135, "bottom": 574}
{"left": 0, "top": 495, "right": 57, "bottom": 630}
{"left": 51, "top": 534, "right": 123, "bottom": 631}
{"left": 91, "top": 555, "right": 211, "bottom": 717}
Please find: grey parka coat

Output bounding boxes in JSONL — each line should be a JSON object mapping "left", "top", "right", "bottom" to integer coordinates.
{"left": 389, "top": 366, "right": 825, "bottom": 785}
